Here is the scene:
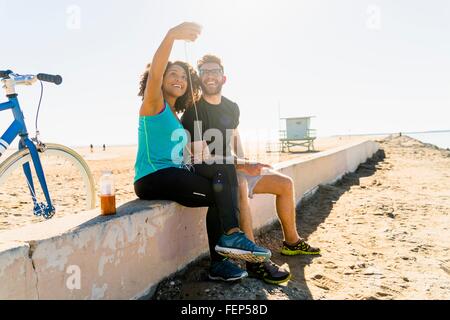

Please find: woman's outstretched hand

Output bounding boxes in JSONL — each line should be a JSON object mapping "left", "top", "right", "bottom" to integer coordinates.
{"left": 168, "top": 22, "right": 202, "bottom": 42}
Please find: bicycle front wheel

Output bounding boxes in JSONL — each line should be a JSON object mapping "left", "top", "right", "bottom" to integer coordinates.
{"left": 0, "top": 143, "right": 96, "bottom": 224}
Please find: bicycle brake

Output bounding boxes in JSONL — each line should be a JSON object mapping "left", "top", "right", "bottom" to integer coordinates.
{"left": 32, "top": 139, "right": 47, "bottom": 152}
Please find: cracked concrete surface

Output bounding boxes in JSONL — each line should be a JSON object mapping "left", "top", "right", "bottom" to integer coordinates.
{"left": 28, "top": 240, "right": 40, "bottom": 300}
{"left": 0, "top": 241, "right": 38, "bottom": 299}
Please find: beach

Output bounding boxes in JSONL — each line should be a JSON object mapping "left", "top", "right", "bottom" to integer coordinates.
{"left": 1, "top": 135, "right": 449, "bottom": 300}
{"left": 153, "top": 135, "right": 450, "bottom": 300}
{"left": 0, "top": 135, "right": 379, "bottom": 231}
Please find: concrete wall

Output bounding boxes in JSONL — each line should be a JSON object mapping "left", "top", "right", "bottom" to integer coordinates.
{"left": 0, "top": 140, "right": 379, "bottom": 300}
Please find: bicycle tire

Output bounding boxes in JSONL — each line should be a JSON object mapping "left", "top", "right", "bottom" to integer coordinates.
{"left": 0, "top": 143, "right": 96, "bottom": 213}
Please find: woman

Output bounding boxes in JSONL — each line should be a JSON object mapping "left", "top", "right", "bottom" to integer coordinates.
{"left": 133, "top": 22, "right": 271, "bottom": 282}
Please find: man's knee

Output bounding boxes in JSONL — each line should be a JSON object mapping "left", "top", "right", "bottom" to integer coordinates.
{"left": 273, "top": 175, "right": 294, "bottom": 195}
{"left": 282, "top": 176, "right": 294, "bottom": 192}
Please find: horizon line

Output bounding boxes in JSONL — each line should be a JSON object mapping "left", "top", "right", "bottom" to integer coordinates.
{"left": 69, "top": 129, "right": 450, "bottom": 148}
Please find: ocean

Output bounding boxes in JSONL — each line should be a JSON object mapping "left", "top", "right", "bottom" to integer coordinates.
{"left": 407, "top": 131, "right": 450, "bottom": 150}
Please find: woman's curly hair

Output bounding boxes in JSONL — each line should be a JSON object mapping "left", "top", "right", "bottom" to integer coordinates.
{"left": 138, "top": 61, "right": 200, "bottom": 113}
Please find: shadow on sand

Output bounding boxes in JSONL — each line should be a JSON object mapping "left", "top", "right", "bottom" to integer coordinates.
{"left": 261, "top": 149, "right": 387, "bottom": 300}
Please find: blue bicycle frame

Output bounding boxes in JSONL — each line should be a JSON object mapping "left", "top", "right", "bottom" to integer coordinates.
{"left": 0, "top": 94, "right": 55, "bottom": 216}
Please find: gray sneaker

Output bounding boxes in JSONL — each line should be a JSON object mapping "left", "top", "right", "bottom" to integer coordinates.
{"left": 209, "top": 259, "right": 248, "bottom": 282}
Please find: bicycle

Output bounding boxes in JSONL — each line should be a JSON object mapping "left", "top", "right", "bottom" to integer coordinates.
{"left": 0, "top": 70, "right": 96, "bottom": 220}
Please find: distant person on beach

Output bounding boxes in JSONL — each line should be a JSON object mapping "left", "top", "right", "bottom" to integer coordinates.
{"left": 182, "top": 54, "right": 320, "bottom": 284}
{"left": 133, "top": 23, "right": 271, "bottom": 282}
{"left": 90, "top": 144, "right": 94, "bottom": 153}
{"left": 103, "top": 144, "right": 106, "bottom": 151}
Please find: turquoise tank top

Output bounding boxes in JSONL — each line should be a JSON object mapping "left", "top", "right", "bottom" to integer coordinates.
{"left": 134, "top": 103, "right": 188, "bottom": 182}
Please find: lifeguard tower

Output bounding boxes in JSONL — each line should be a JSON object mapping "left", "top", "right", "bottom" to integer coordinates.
{"left": 279, "top": 116, "right": 317, "bottom": 152}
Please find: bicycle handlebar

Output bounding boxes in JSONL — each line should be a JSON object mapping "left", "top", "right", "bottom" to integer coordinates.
{"left": 1, "top": 70, "right": 63, "bottom": 85}
{"left": 37, "top": 73, "right": 63, "bottom": 85}
{"left": 0, "top": 70, "right": 13, "bottom": 78}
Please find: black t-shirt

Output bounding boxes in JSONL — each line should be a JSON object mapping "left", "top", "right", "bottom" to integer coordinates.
{"left": 181, "top": 97, "right": 240, "bottom": 157}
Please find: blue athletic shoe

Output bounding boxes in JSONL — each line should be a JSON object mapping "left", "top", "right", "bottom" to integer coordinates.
{"left": 215, "top": 231, "right": 272, "bottom": 263}
{"left": 209, "top": 259, "right": 248, "bottom": 282}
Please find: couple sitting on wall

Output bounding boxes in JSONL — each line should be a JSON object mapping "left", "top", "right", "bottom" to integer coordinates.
{"left": 133, "top": 22, "right": 320, "bottom": 285}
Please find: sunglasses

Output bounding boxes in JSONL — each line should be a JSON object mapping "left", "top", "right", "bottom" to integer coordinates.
{"left": 199, "top": 68, "right": 223, "bottom": 77}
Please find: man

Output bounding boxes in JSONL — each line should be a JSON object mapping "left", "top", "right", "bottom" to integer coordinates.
{"left": 182, "top": 55, "right": 320, "bottom": 285}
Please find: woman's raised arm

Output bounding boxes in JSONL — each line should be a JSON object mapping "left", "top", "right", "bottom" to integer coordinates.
{"left": 140, "top": 22, "right": 202, "bottom": 116}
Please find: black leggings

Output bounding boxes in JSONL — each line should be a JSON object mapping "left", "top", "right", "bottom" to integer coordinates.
{"left": 134, "top": 164, "right": 240, "bottom": 262}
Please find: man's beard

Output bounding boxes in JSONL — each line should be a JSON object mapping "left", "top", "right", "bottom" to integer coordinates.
{"left": 201, "top": 82, "right": 223, "bottom": 96}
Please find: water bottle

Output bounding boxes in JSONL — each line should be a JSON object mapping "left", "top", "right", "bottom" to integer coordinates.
{"left": 99, "top": 170, "right": 116, "bottom": 216}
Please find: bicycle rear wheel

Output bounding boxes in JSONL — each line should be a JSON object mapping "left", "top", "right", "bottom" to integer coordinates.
{"left": 0, "top": 143, "right": 96, "bottom": 224}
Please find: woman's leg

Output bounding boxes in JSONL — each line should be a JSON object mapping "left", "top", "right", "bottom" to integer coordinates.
{"left": 206, "top": 207, "right": 226, "bottom": 262}
{"left": 135, "top": 166, "right": 271, "bottom": 263}
{"left": 193, "top": 164, "right": 242, "bottom": 262}
{"left": 193, "top": 164, "right": 271, "bottom": 263}
{"left": 136, "top": 166, "right": 240, "bottom": 233}
{"left": 135, "top": 167, "right": 237, "bottom": 263}
{"left": 136, "top": 168, "right": 213, "bottom": 204}
{"left": 193, "top": 164, "right": 241, "bottom": 233}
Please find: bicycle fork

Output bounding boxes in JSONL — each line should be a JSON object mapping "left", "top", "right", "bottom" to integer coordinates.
{"left": 20, "top": 137, "right": 55, "bottom": 219}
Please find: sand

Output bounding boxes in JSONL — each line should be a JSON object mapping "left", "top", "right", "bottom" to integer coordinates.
{"left": 153, "top": 136, "right": 450, "bottom": 300}
{"left": 0, "top": 146, "right": 138, "bottom": 230}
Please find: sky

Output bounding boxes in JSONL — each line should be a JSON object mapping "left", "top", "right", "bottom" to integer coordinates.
{"left": 1, "top": 0, "right": 449, "bottom": 147}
